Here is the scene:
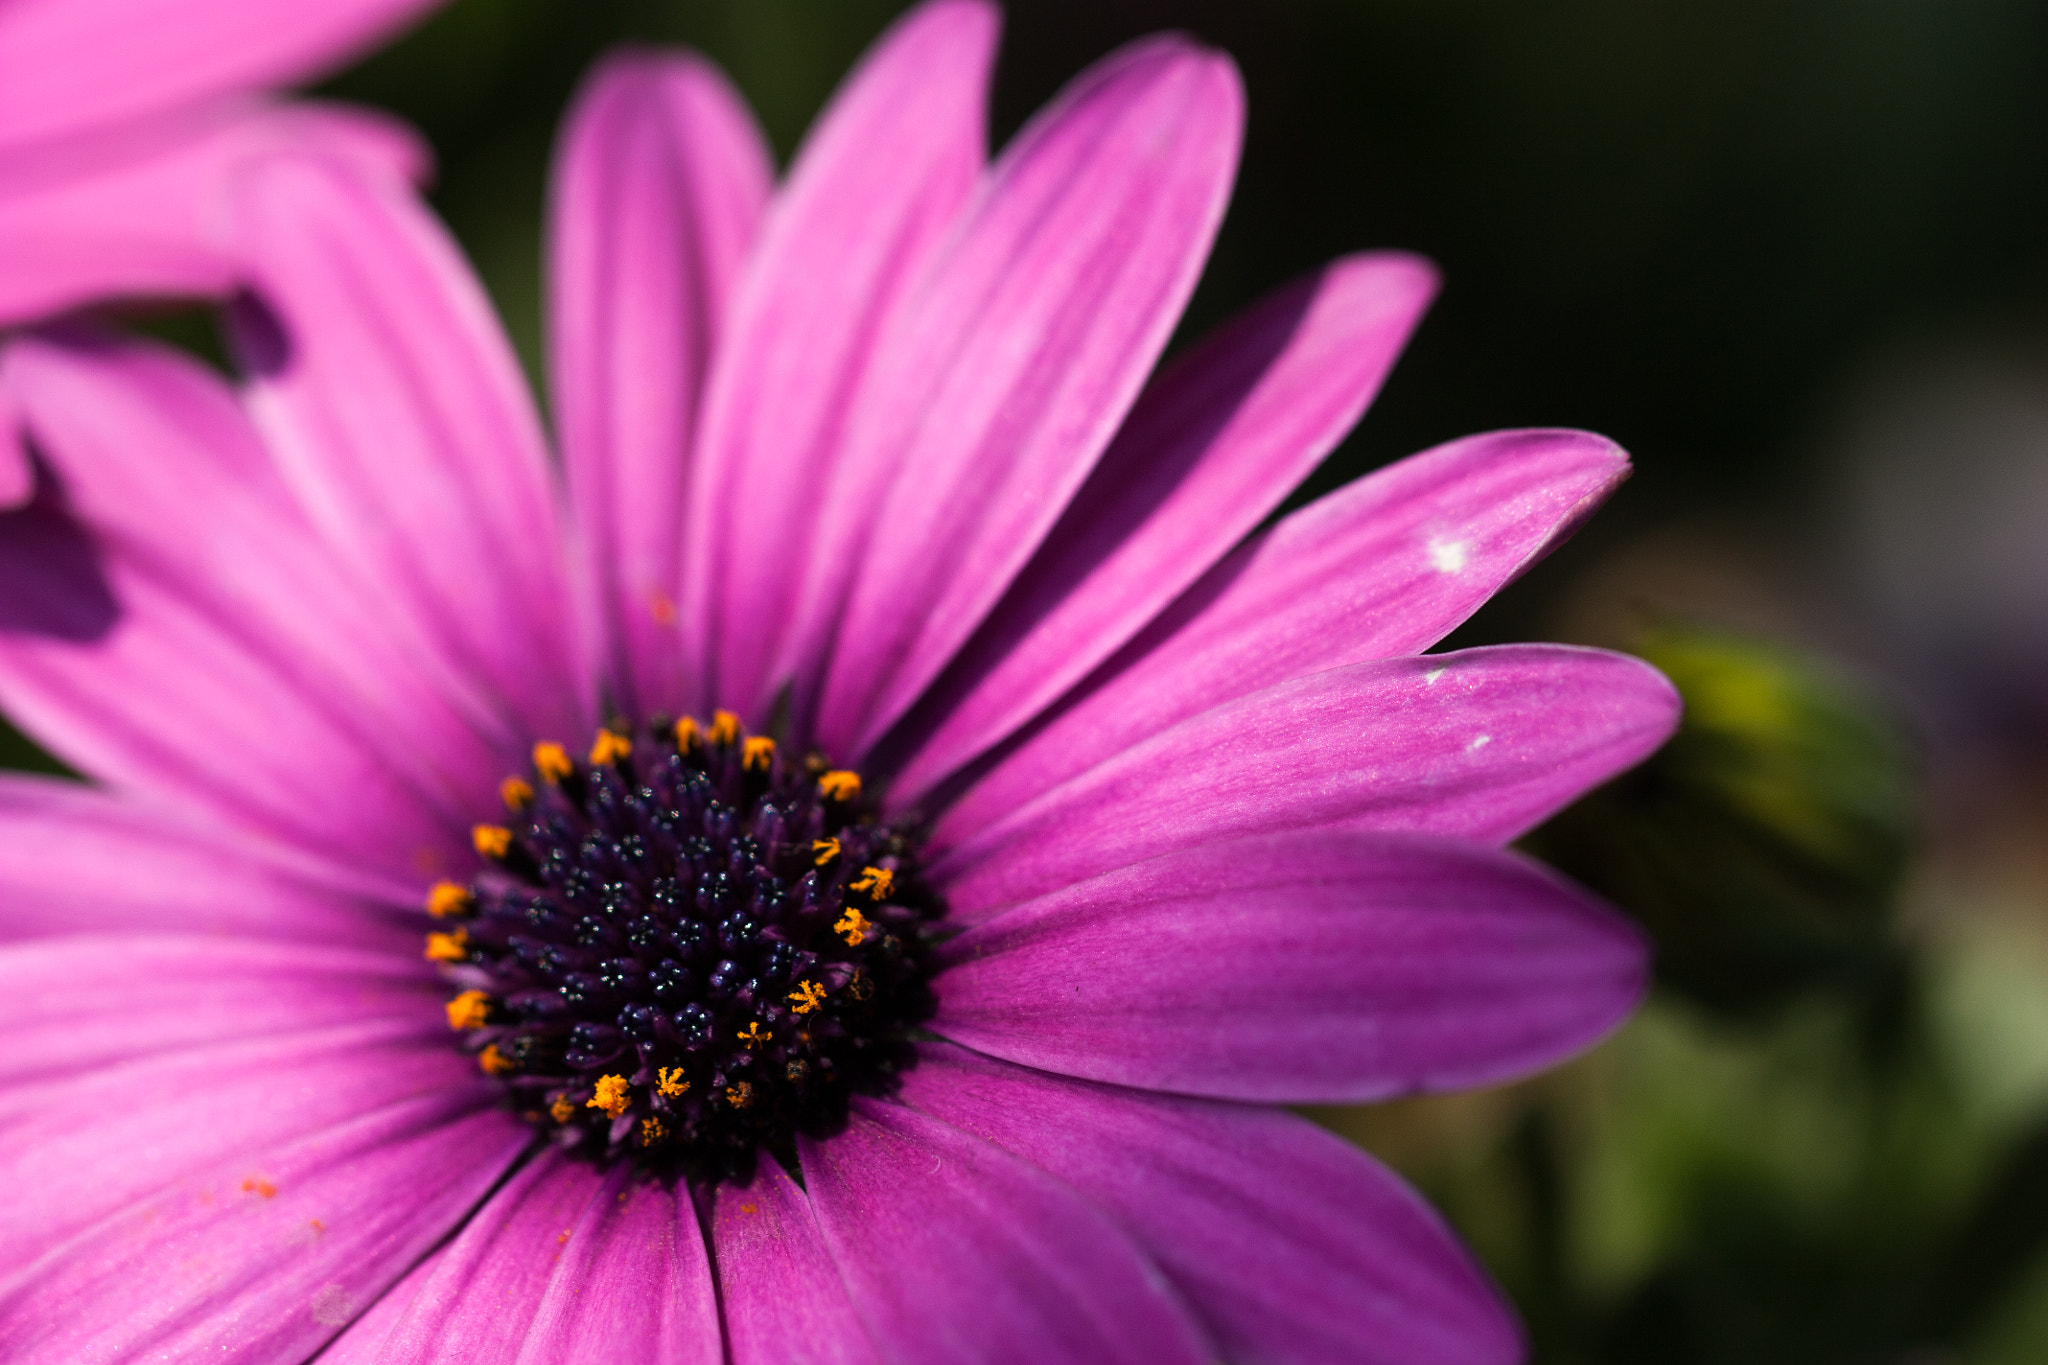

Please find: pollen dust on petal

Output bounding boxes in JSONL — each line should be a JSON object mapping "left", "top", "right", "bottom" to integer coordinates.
{"left": 241, "top": 1177, "right": 277, "bottom": 1199}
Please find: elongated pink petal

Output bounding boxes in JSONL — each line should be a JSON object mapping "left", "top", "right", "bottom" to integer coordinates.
{"left": 324, "top": 1151, "right": 719, "bottom": 1365}
{"left": 807, "top": 36, "right": 1245, "bottom": 759}
{"left": 935, "top": 645, "right": 1679, "bottom": 914}
{"left": 230, "top": 156, "right": 592, "bottom": 749}
{"left": 549, "top": 48, "right": 771, "bottom": 719}
{"left": 712, "top": 1159, "right": 881, "bottom": 1365}
{"left": 682, "top": 0, "right": 998, "bottom": 724}
{"left": 0, "top": 1090, "right": 523, "bottom": 1364}
{"left": 0, "top": 329, "right": 516, "bottom": 885}
{"left": 0, "top": 381, "right": 26, "bottom": 504}
{"left": 800, "top": 1098, "right": 1214, "bottom": 1365}
{"left": 0, "top": 0, "right": 443, "bottom": 152}
{"left": 933, "top": 830, "right": 1646, "bottom": 1103}
{"left": 0, "top": 776, "right": 412, "bottom": 947}
{"left": 886, "top": 252, "right": 1437, "bottom": 799}
{"left": 940, "top": 427, "right": 1628, "bottom": 841}
{"left": 901, "top": 1045, "right": 1523, "bottom": 1365}
{"left": 0, "top": 100, "right": 428, "bottom": 327}
{"left": 0, "top": 934, "right": 436, "bottom": 1087}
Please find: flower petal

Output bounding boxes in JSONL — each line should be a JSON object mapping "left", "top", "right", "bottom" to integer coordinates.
{"left": 0, "top": 776, "right": 413, "bottom": 947}
{"left": 230, "top": 156, "right": 591, "bottom": 748}
{"left": 939, "top": 427, "right": 1628, "bottom": 841}
{"left": 712, "top": 1158, "right": 881, "bottom": 1365}
{"left": 0, "top": 0, "right": 442, "bottom": 152}
{"left": 323, "top": 1150, "right": 719, "bottom": 1364}
{"left": 548, "top": 48, "right": 771, "bottom": 719}
{"left": 0, "top": 100, "right": 428, "bottom": 327}
{"left": 0, "top": 1100, "right": 522, "bottom": 1364}
{"left": 934, "top": 645, "right": 1680, "bottom": 914}
{"left": 932, "top": 829, "right": 1647, "bottom": 1102}
{"left": 0, "top": 933, "right": 436, "bottom": 1087}
{"left": 0, "top": 1023, "right": 524, "bottom": 1364}
{"left": 900, "top": 1044, "right": 1523, "bottom": 1365}
{"left": 0, "top": 329, "right": 511, "bottom": 884}
{"left": 886, "top": 252, "right": 1437, "bottom": 800}
{"left": 682, "top": 0, "right": 999, "bottom": 722}
{"left": 806, "top": 36, "right": 1246, "bottom": 759}
{"left": 800, "top": 1097, "right": 1214, "bottom": 1365}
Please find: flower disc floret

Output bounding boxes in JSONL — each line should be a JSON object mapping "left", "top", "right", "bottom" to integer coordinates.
{"left": 429, "top": 712, "right": 942, "bottom": 1179}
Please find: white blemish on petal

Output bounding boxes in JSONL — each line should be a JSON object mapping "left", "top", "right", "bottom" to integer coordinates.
{"left": 1427, "top": 537, "right": 1470, "bottom": 573}
{"left": 309, "top": 1284, "right": 355, "bottom": 1327}
{"left": 1468, "top": 734, "right": 1492, "bottom": 751}
{"left": 1424, "top": 667, "right": 1446, "bottom": 685}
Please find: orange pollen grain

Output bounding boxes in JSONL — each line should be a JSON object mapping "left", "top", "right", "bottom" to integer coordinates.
{"left": 657, "top": 1067, "right": 691, "bottom": 1098}
{"left": 737, "top": 1021, "right": 770, "bottom": 1048}
{"left": 673, "top": 716, "right": 700, "bottom": 749}
{"left": 445, "top": 990, "right": 492, "bottom": 1031}
{"left": 812, "top": 837, "right": 840, "bottom": 866}
{"left": 834, "top": 907, "right": 871, "bottom": 947}
{"left": 709, "top": 710, "right": 741, "bottom": 745}
{"left": 472, "top": 825, "right": 513, "bottom": 859}
{"left": 639, "top": 1116, "right": 666, "bottom": 1144}
{"left": 588, "top": 1074, "right": 632, "bottom": 1119}
{"left": 549, "top": 1094, "right": 577, "bottom": 1123}
{"left": 725, "top": 1082, "right": 754, "bottom": 1109}
{"left": 589, "top": 729, "right": 632, "bottom": 765}
{"left": 818, "top": 770, "right": 861, "bottom": 802}
{"left": 850, "top": 866, "right": 895, "bottom": 900}
{"left": 424, "top": 928, "right": 469, "bottom": 963}
{"left": 789, "top": 980, "right": 827, "bottom": 1014}
{"left": 742, "top": 735, "right": 776, "bottom": 771}
{"left": 478, "top": 1044, "right": 514, "bottom": 1076}
{"left": 532, "top": 742, "right": 574, "bottom": 784}
{"left": 499, "top": 776, "right": 535, "bottom": 810}
{"left": 425, "top": 881, "right": 473, "bottom": 919}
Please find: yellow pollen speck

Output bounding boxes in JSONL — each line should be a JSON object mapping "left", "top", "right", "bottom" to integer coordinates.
{"left": 499, "top": 776, "right": 535, "bottom": 811}
{"left": 850, "top": 866, "right": 895, "bottom": 900}
{"left": 472, "top": 824, "right": 513, "bottom": 859}
{"left": 725, "top": 1082, "right": 754, "bottom": 1109}
{"left": 834, "top": 907, "right": 871, "bottom": 947}
{"left": 588, "top": 1074, "right": 632, "bottom": 1119}
{"left": 812, "top": 837, "right": 841, "bottom": 866}
{"left": 425, "top": 881, "right": 473, "bottom": 919}
{"left": 639, "top": 1116, "right": 667, "bottom": 1144}
{"left": 445, "top": 990, "right": 492, "bottom": 1031}
{"left": 709, "top": 710, "right": 741, "bottom": 746}
{"left": 789, "top": 980, "right": 827, "bottom": 1014}
{"left": 533, "top": 742, "right": 573, "bottom": 784}
{"left": 657, "top": 1067, "right": 691, "bottom": 1098}
{"left": 424, "top": 928, "right": 469, "bottom": 963}
{"left": 478, "top": 1044, "right": 514, "bottom": 1076}
{"left": 589, "top": 729, "right": 632, "bottom": 765}
{"left": 674, "top": 715, "right": 700, "bottom": 749}
{"left": 742, "top": 735, "right": 775, "bottom": 771}
{"left": 818, "top": 770, "right": 861, "bottom": 802}
{"left": 737, "top": 1021, "right": 770, "bottom": 1048}
{"left": 549, "top": 1094, "right": 577, "bottom": 1123}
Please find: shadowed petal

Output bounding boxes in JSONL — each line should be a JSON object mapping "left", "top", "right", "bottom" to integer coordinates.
{"left": 0, "top": 0, "right": 443, "bottom": 152}
{"left": 806, "top": 35, "right": 1245, "bottom": 759}
{"left": 712, "top": 1159, "right": 881, "bottom": 1365}
{"left": 0, "top": 101, "right": 428, "bottom": 328}
{"left": 939, "top": 428, "right": 1629, "bottom": 842}
{"left": 0, "top": 776, "right": 417, "bottom": 946}
{"left": 683, "top": 0, "right": 999, "bottom": 723}
{"left": 0, "top": 329, "right": 514, "bottom": 885}
{"left": 933, "top": 830, "right": 1647, "bottom": 1102}
{"left": 231, "top": 156, "right": 591, "bottom": 749}
{"left": 800, "top": 1097, "right": 1213, "bottom": 1365}
{"left": 934, "top": 646, "right": 1680, "bottom": 914}
{"left": 0, "top": 934, "right": 437, "bottom": 1087}
{"left": 886, "top": 252, "right": 1437, "bottom": 800}
{"left": 901, "top": 1044, "right": 1523, "bottom": 1365}
{"left": 549, "top": 48, "right": 771, "bottom": 719}
{"left": 323, "top": 1151, "right": 719, "bottom": 1364}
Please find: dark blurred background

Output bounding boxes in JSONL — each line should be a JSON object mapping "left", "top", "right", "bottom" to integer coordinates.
{"left": 56, "top": 1, "right": 2048, "bottom": 1360}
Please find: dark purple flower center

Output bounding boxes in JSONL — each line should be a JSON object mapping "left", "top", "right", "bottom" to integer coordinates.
{"left": 426, "top": 712, "right": 942, "bottom": 1180}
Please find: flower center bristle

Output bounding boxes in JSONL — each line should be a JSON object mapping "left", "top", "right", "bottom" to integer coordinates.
{"left": 425, "top": 711, "right": 941, "bottom": 1180}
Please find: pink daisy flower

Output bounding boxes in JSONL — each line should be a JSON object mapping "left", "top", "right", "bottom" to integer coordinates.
{"left": 0, "top": 0, "right": 443, "bottom": 336}
{"left": 0, "top": 3, "right": 1679, "bottom": 1361}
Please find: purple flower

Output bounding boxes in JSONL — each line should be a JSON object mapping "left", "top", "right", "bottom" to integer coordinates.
{"left": 0, "top": 3, "right": 1678, "bottom": 1361}
{"left": 0, "top": 0, "right": 444, "bottom": 328}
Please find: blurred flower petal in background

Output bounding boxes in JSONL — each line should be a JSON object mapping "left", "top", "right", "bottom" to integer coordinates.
{"left": 0, "top": 0, "right": 446, "bottom": 331}
{"left": 0, "top": 0, "right": 1683, "bottom": 1359}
